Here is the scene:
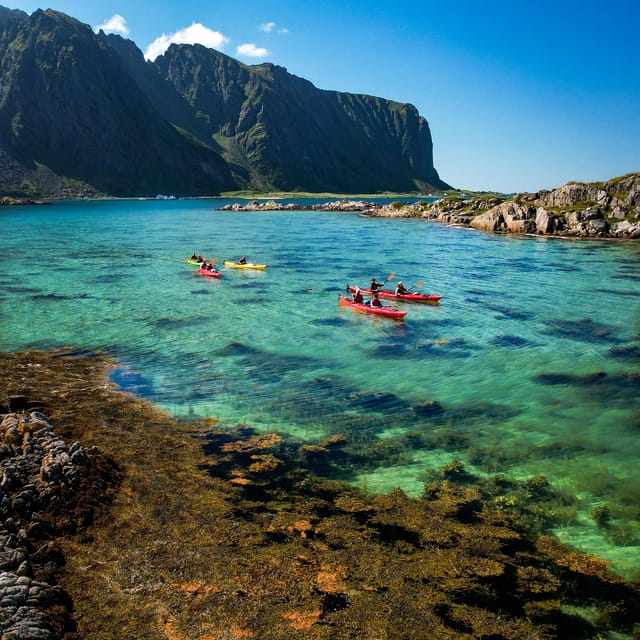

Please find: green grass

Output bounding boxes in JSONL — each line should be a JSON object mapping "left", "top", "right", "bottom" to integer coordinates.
{"left": 219, "top": 190, "right": 439, "bottom": 198}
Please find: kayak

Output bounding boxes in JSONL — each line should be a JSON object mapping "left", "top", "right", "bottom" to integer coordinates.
{"left": 185, "top": 258, "right": 203, "bottom": 265}
{"left": 347, "top": 285, "right": 441, "bottom": 304}
{"left": 223, "top": 261, "right": 267, "bottom": 270}
{"left": 338, "top": 295, "right": 406, "bottom": 320}
{"left": 197, "top": 267, "right": 221, "bottom": 278}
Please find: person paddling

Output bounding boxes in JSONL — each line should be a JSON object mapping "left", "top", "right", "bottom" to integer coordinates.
{"left": 395, "top": 281, "right": 407, "bottom": 295}
{"left": 352, "top": 287, "right": 364, "bottom": 303}
{"left": 370, "top": 291, "right": 382, "bottom": 307}
{"left": 239, "top": 255, "right": 247, "bottom": 264}
{"left": 370, "top": 277, "right": 382, "bottom": 292}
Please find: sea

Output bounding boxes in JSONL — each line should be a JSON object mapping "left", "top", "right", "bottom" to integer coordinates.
{"left": 1, "top": 197, "right": 639, "bottom": 577}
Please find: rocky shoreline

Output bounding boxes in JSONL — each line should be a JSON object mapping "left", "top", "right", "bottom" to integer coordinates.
{"left": 0, "top": 398, "right": 121, "bottom": 639}
{"left": 220, "top": 173, "right": 640, "bottom": 239}
{"left": 0, "top": 197, "right": 49, "bottom": 206}
{"left": 218, "top": 199, "right": 376, "bottom": 212}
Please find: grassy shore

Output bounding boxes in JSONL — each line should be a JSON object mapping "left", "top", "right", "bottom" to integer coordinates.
{"left": 218, "top": 190, "right": 443, "bottom": 199}
{"left": 2, "top": 349, "right": 638, "bottom": 639}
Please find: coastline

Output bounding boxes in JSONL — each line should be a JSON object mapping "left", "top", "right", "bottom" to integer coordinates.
{"left": 1, "top": 349, "right": 639, "bottom": 639}
{"left": 215, "top": 172, "right": 640, "bottom": 240}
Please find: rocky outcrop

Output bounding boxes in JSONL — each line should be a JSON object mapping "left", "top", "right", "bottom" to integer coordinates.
{"left": 364, "top": 173, "right": 640, "bottom": 239}
{"left": 0, "top": 406, "right": 121, "bottom": 639}
{"left": 219, "top": 199, "right": 376, "bottom": 212}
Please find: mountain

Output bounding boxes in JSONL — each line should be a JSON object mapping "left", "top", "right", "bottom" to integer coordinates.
{"left": 0, "top": 6, "right": 450, "bottom": 198}
{"left": 0, "top": 7, "right": 234, "bottom": 197}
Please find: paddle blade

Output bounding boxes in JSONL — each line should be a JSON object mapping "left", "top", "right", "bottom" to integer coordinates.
{"left": 415, "top": 280, "right": 425, "bottom": 287}
{"left": 387, "top": 272, "right": 395, "bottom": 282}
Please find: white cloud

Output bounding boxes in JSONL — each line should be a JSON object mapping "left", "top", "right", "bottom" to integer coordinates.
{"left": 236, "top": 43, "right": 269, "bottom": 59}
{"left": 144, "top": 23, "right": 230, "bottom": 61}
{"left": 96, "top": 14, "right": 129, "bottom": 36}
{"left": 259, "top": 21, "right": 288, "bottom": 35}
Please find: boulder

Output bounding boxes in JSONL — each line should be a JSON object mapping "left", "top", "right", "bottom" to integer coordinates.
{"left": 588, "top": 218, "right": 610, "bottom": 235}
{"left": 539, "top": 183, "right": 609, "bottom": 208}
{"left": 612, "top": 220, "right": 640, "bottom": 238}
{"left": 470, "top": 209, "right": 505, "bottom": 233}
{"left": 535, "top": 208, "right": 562, "bottom": 234}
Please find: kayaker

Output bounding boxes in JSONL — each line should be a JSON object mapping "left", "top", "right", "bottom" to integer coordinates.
{"left": 191, "top": 252, "right": 198, "bottom": 260}
{"left": 395, "top": 281, "right": 407, "bottom": 295}
{"left": 239, "top": 255, "right": 247, "bottom": 264}
{"left": 370, "top": 277, "right": 382, "bottom": 292}
{"left": 370, "top": 291, "right": 382, "bottom": 307}
{"left": 352, "top": 287, "right": 364, "bottom": 303}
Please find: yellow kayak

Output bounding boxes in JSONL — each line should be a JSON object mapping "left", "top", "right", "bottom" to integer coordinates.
{"left": 223, "top": 261, "right": 267, "bottom": 270}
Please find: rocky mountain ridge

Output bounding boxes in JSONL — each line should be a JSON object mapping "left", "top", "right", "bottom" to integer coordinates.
{"left": 0, "top": 6, "right": 449, "bottom": 198}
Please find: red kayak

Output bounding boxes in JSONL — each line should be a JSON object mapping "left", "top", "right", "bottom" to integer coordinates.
{"left": 197, "top": 267, "right": 221, "bottom": 279}
{"left": 347, "top": 285, "right": 441, "bottom": 304}
{"left": 338, "top": 295, "right": 406, "bottom": 320}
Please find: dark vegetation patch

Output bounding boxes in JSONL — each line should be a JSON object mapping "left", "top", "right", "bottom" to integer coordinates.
{"left": 607, "top": 344, "right": 640, "bottom": 362}
{"left": 545, "top": 317, "right": 617, "bottom": 343}
{"left": 152, "top": 315, "right": 210, "bottom": 329}
{"left": 491, "top": 334, "right": 533, "bottom": 347}
{"left": 594, "top": 287, "right": 640, "bottom": 297}
{"left": 90, "top": 273, "right": 128, "bottom": 283}
{"left": 484, "top": 304, "right": 533, "bottom": 321}
{"left": 31, "top": 292, "right": 94, "bottom": 301}
{"left": 308, "top": 316, "right": 351, "bottom": 326}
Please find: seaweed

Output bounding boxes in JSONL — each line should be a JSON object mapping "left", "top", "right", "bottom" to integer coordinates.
{"left": 2, "top": 350, "right": 639, "bottom": 640}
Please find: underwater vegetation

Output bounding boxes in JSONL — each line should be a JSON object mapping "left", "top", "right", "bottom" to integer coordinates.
{"left": 607, "top": 344, "right": 640, "bottom": 363}
{"left": 545, "top": 317, "right": 617, "bottom": 343}
{"left": 2, "top": 349, "right": 639, "bottom": 640}
{"left": 491, "top": 334, "right": 534, "bottom": 348}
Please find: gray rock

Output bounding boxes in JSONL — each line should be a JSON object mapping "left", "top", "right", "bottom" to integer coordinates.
{"left": 588, "top": 218, "right": 610, "bottom": 234}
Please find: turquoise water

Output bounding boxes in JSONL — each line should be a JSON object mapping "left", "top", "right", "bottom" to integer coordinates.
{"left": 1, "top": 198, "right": 639, "bottom": 575}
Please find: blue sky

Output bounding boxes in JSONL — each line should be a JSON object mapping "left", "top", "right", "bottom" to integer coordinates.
{"left": 6, "top": 0, "right": 640, "bottom": 193}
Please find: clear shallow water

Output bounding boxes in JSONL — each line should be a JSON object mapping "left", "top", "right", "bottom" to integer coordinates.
{"left": 1, "top": 199, "right": 639, "bottom": 575}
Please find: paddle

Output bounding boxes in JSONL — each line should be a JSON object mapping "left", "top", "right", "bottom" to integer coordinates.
{"left": 407, "top": 280, "right": 425, "bottom": 292}
{"left": 377, "top": 272, "right": 395, "bottom": 289}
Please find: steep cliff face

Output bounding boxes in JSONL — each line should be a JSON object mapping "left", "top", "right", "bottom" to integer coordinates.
{"left": 152, "top": 45, "right": 448, "bottom": 192}
{"left": 0, "top": 9, "right": 234, "bottom": 197}
{"left": 0, "top": 5, "right": 449, "bottom": 197}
